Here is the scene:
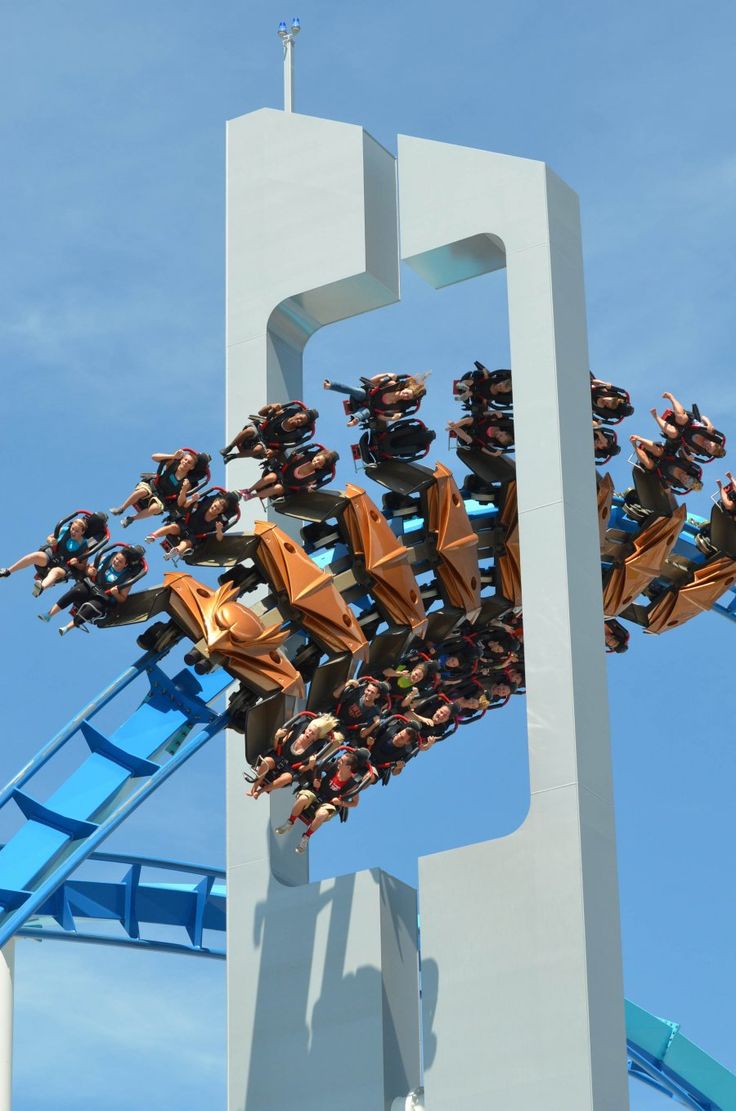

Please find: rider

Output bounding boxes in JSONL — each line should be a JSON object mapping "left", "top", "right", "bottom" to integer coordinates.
{"left": 448, "top": 412, "right": 515, "bottom": 455}
{"left": 717, "top": 472, "right": 736, "bottom": 516}
{"left": 369, "top": 715, "right": 421, "bottom": 776}
{"left": 651, "top": 394, "right": 726, "bottom": 461}
{"left": 246, "top": 712, "right": 342, "bottom": 799}
{"left": 274, "top": 748, "right": 373, "bottom": 854}
{"left": 38, "top": 545, "right": 145, "bottom": 636}
{"left": 323, "top": 372, "right": 430, "bottom": 426}
{"left": 221, "top": 402, "right": 319, "bottom": 463}
{"left": 110, "top": 449, "right": 211, "bottom": 527}
{"left": 590, "top": 375, "right": 634, "bottom": 422}
{"left": 0, "top": 515, "right": 92, "bottom": 595}
{"left": 455, "top": 363, "right": 513, "bottom": 410}
{"left": 332, "top": 677, "right": 391, "bottom": 741}
{"left": 629, "top": 435, "right": 703, "bottom": 493}
{"left": 145, "top": 490, "right": 240, "bottom": 561}
{"left": 408, "top": 693, "right": 459, "bottom": 747}
{"left": 240, "top": 445, "right": 339, "bottom": 502}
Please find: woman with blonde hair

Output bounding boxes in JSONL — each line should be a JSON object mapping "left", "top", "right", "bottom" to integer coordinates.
{"left": 246, "top": 711, "right": 343, "bottom": 799}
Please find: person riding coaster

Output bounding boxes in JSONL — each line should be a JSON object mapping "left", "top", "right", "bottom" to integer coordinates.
{"left": 408, "top": 692, "right": 460, "bottom": 746}
{"left": 368, "top": 715, "right": 423, "bottom": 783}
{"left": 382, "top": 657, "right": 440, "bottom": 710}
{"left": 593, "top": 422, "right": 621, "bottom": 464}
{"left": 245, "top": 712, "right": 343, "bottom": 799}
{"left": 274, "top": 747, "right": 374, "bottom": 854}
{"left": 220, "top": 401, "right": 319, "bottom": 463}
{"left": 145, "top": 488, "right": 240, "bottom": 562}
{"left": 475, "top": 625, "right": 521, "bottom": 668}
{"left": 331, "top": 676, "right": 391, "bottom": 741}
{"left": 448, "top": 412, "right": 515, "bottom": 456}
{"left": 0, "top": 510, "right": 109, "bottom": 597}
{"left": 650, "top": 394, "right": 726, "bottom": 463}
{"left": 604, "top": 619, "right": 630, "bottom": 654}
{"left": 629, "top": 434, "right": 703, "bottom": 494}
{"left": 717, "top": 472, "right": 736, "bottom": 516}
{"left": 37, "top": 543, "right": 147, "bottom": 636}
{"left": 590, "top": 375, "right": 634, "bottom": 424}
{"left": 239, "top": 443, "right": 339, "bottom": 503}
{"left": 454, "top": 363, "right": 513, "bottom": 411}
{"left": 355, "top": 418, "right": 437, "bottom": 465}
{"left": 323, "top": 372, "right": 430, "bottom": 427}
{"left": 110, "top": 448, "right": 212, "bottom": 527}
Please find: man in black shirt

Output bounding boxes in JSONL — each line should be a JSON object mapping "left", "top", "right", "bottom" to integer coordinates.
{"left": 370, "top": 716, "right": 421, "bottom": 777}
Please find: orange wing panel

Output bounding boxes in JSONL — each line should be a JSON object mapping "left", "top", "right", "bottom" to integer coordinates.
{"left": 602, "top": 505, "right": 686, "bottom": 618}
{"left": 341, "top": 483, "right": 428, "bottom": 636}
{"left": 425, "top": 462, "right": 481, "bottom": 622}
{"left": 163, "top": 572, "right": 304, "bottom": 696}
{"left": 597, "top": 473, "right": 615, "bottom": 548}
{"left": 646, "top": 556, "right": 736, "bottom": 634}
{"left": 254, "top": 520, "right": 368, "bottom": 661}
{"left": 496, "top": 482, "right": 522, "bottom": 607}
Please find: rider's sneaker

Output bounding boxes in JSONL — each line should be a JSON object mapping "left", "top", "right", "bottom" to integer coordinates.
{"left": 274, "top": 822, "right": 293, "bottom": 836}
{"left": 295, "top": 835, "right": 309, "bottom": 855}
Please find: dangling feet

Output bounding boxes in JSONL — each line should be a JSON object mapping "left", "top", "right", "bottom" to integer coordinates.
{"left": 109, "top": 506, "right": 124, "bottom": 516}
{"left": 32, "top": 580, "right": 44, "bottom": 598}
{"left": 58, "top": 625, "right": 72, "bottom": 637}
{"left": 0, "top": 568, "right": 10, "bottom": 579}
{"left": 239, "top": 488, "right": 257, "bottom": 502}
{"left": 120, "top": 517, "right": 134, "bottom": 529}
{"left": 37, "top": 612, "right": 51, "bottom": 623}
{"left": 295, "top": 835, "right": 309, "bottom": 854}
{"left": 274, "top": 822, "right": 293, "bottom": 836}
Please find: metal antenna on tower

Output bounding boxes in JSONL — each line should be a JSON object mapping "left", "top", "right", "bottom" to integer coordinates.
{"left": 277, "top": 18, "right": 301, "bottom": 113}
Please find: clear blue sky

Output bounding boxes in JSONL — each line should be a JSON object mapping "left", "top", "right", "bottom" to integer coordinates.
{"left": 1, "top": 2, "right": 735, "bottom": 1107}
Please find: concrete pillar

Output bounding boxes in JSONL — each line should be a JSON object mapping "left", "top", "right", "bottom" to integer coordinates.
{"left": 399, "top": 136, "right": 628, "bottom": 1110}
{"left": 225, "top": 109, "right": 418, "bottom": 1111}
{"left": 0, "top": 943, "right": 14, "bottom": 1111}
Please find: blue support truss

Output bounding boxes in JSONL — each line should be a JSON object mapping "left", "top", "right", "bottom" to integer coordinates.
{"left": 0, "top": 655, "right": 233, "bottom": 949}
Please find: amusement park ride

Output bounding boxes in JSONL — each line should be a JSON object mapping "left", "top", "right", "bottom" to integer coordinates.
{"left": 1, "top": 21, "right": 735, "bottom": 1111}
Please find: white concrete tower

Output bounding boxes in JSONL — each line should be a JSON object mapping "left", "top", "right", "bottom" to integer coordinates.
{"left": 225, "top": 109, "right": 628, "bottom": 1110}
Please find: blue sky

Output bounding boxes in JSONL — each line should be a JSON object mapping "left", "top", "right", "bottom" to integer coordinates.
{"left": 1, "top": 2, "right": 735, "bottom": 1107}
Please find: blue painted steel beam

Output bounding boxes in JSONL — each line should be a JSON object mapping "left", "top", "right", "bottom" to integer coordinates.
{"left": 0, "top": 650, "right": 163, "bottom": 810}
{"left": 0, "top": 663, "right": 232, "bottom": 948}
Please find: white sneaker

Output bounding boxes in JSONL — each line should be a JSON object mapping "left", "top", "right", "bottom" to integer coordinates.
{"left": 274, "top": 822, "right": 292, "bottom": 836}
{"left": 295, "top": 835, "right": 309, "bottom": 854}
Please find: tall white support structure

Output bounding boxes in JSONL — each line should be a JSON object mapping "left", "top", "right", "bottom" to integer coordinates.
{"left": 398, "top": 136, "right": 628, "bottom": 1110}
{"left": 226, "top": 109, "right": 628, "bottom": 1110}
{"left": 0, "top": 943, "right": 14, "bottom": 1111}
{"left": 226, "top": 110, "right": 422, "bottom": 1111}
